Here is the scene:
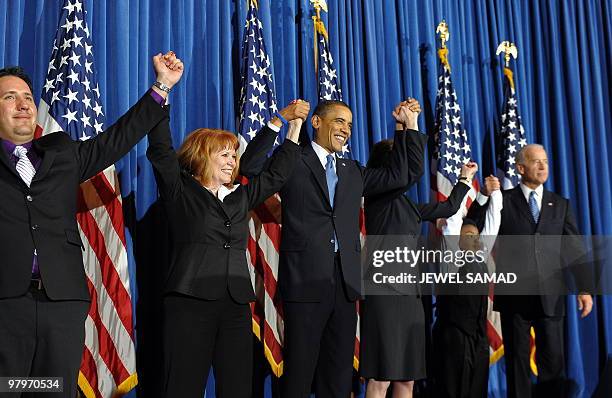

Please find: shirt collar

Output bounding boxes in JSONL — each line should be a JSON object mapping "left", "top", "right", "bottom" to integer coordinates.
{"left": 519, "top": 182, "right": 543, "bottom": 200}
{"left": 2, "top": 139, "right": 33, "bottom": 155}
{"left": 204, "top": 183, "right": 240, "bottom": 202}
{"left": 311, "top": 140, "right": 335, "bottom": 169}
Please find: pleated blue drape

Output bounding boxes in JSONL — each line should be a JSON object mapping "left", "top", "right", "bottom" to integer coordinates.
{"left": 1, "top": 1, "right": 610, "bottom": 397}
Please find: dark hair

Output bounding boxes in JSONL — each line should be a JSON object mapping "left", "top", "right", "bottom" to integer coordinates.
{"left": 312, "top": 100, "right": 351, "bottom": 118}
{"left": 0, "top": 66, "right": 34, "bottom": 94}
{"left": 461, "top": 218, "right": 479, "bottom": 230}
{"left": 367, "top": 139, "right": 393, "bottom": 168}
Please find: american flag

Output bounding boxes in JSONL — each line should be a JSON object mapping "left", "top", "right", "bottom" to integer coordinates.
{"left": 314, "top": 12, "right": 352, "bottom": 159}
{"left": 431, "top": 49, "right": 478, "bottom": 207}
{"left": 431, "top": 47, "right": 510, "bottom": 367}
{"left": 492, "top": 65, "right": 538, "bottom": 375}
{"left": 237, "top": 1, "right": 284, "bottom": 377}
{"left": 36, "top": 1, "right": 137, "bottom": 397}
{"left": 497, "top": 67, "right": 527, "bottom": 190}
{"left": 317, "top": 32, "right": 342, "bottom": 102}
{"left": 238, "top": 1, "right": 278, "bottom": 150}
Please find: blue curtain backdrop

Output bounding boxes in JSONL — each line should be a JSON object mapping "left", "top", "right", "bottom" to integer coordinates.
{"left": 1, "top": 0, "right": 611, "bottom": 397}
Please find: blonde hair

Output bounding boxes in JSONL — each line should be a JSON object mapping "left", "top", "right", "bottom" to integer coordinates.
{"left": 177, "top": 128, "right": 240, "bottom": 188}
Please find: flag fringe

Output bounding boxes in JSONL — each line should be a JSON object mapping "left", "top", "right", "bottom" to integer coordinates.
{"left": 264, "top": 340, "right": 284, "bottom": 378}
{"left": 252, "top": 317, "right": 284, "bottom": 377}
{"left": 78, "top": 371, "right": 138, "bottom": 398}
{"left": 489, "top": 345, "right": 505, "bottom": 365}
{"left": 115, "top": 373, "right": 138, "bottom": 396}
{"left": 503, "top": 67, "right": 515, "bottom": 91}
{"left": 78, "top": 372, "right": 96, "bottom": 398}
{"left": 529, "top": 326, "right": 538, "bottom": 376}
{"left": 438, "top": 48, "right": 451, "bottom": 71}
{"left": 252, "top": 316, "right": 262, "bottom": 340}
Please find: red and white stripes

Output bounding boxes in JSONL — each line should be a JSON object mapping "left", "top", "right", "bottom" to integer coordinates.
{"left": 37, "top": 107, "right": 137, "bottom": 398}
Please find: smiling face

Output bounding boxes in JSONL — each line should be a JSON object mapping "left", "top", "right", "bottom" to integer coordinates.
{"left": 0, "top": 76, "right": 37, "bottom": 144}
{"left": 516, "top": 145, "right": 548, "bottom": 188}
{"left": 311, "top": 104, "right": 352, "bottom": 154}
{"left": 177, "top": 128, "right": 240, "bottom": 191}
{"left": 208, "top": 146, "right": 237, "bottom": 187}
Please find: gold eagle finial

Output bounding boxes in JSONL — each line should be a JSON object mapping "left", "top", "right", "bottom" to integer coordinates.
{"left": 496, "top": 41, "right": 518, "bottom": 67}
{"left": 310, "top": 0, "right": 328, "bottom": 13}
{"left": 436, "top": 21, "right": 450, "bottom": 48}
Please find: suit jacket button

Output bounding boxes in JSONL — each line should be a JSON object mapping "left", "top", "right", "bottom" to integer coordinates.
{"left": 225, "top": 221, "right": 231, "bottom": 227}
{"left": 26, "top": 195, "right": 33, "bottom": 202}
{"left": 224, "top": 243, "right": 231, "bottom": 249}
{"left": 31, "top": 224, "right": 38, "bottom": 230}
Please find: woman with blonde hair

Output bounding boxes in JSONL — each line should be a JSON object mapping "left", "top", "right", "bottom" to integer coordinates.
{"left": 147, "top": 53, "right": 309, "bottom": 398}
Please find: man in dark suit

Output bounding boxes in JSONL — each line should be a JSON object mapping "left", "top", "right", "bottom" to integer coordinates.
{"left": 0, "top": 53, "right": 182, "bottom": 396}
{"left": 469, "top": 144, "right": 593, "bottom": 398}
{"left": 242, "top": 99, "right": 427, "bottom": 397}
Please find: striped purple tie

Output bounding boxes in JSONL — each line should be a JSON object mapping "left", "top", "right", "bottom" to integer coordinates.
{"left": 13, "top": 145, "right": 36, "bottom": 187}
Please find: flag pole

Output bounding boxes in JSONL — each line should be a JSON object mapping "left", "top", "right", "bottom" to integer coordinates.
{"left": 436, "top": 20, "right": 450, "bottom": 71}
{"left": 311, "top": 0, "right": 323, "bottom": 73}
{"left": 496, "top": 41, "right": 518, "bottom": 91}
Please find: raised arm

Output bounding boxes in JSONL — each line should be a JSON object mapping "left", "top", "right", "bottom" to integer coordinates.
{"left": 77, "top": 51, "right": 182, "bottom": 182}
{"left": 245, "top": 118, "right": 302, "bottom": 209}
{"left": 146, "top": 114, "right": 182, "bottom": 200}
{"left": 479, "top": 177, "right": 503, "bottom": 260}
{"left": 466, "top": 174, "right": 498, "bottom": 230}
{"left": 394, "top": 99, "right": 429, "bottom": 185}
{"left": 418, "top": 162, "right": 477, "bottom": 221}
{"left": 439, "top": 197, "right": 464, "bottom": 274}
{"left": 480, "top": 177, "right": 503, "bottom": 238}
{"left": 239, "top": 100, "right": 310, "bottom": 178}
{"left": 363, "top": 99, "right": 427, "bottom": 196}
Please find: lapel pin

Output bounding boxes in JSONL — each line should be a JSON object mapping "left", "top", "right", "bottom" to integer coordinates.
{"left": 547, "top": 202, "right": 553, "bottom": 206}
{"left": 341, "top": 162, "right": 345, "bottom": 166}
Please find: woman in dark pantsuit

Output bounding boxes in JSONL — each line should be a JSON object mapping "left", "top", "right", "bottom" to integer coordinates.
{"left": 146, "top": 59, "right": 310, "bottom": 397}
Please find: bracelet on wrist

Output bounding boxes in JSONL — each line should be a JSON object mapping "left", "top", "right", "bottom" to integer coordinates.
{"left": 153, "top": 81, "right": 171, "bottom": 93}
{"left": 274, "top": 112, "right": 288, "bottom": 126}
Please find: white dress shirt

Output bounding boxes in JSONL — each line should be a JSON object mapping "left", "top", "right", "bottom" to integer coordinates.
{"left": 204, "top": 184, "right": 240, "bottom": 202}
{"left": 441, "top": 189, "right": 503, "bottom": 273}
{"left": 519, "top": 183, "right": 543, "bottom": 212}
{"left": 311, "top": 141, "right": 336, "bottom": 172}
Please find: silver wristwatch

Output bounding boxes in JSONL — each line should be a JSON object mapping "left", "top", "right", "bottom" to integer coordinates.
{"left": 153, "top": 81, "right": 171, "bottom": 93}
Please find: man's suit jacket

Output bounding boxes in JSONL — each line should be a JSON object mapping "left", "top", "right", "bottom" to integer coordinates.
{"left": 147, "top": 121, "right": 300, "bottom": 304}
{"left": 469, "top": 185, "right": 588, "bottom": 317}
{"left": 241, "top": 127, "right": 428, "bottom": 302}
{"left": 0, "top": 94, "right": 167, "bottom": 301}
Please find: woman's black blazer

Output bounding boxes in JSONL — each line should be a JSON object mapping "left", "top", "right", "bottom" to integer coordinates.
{"left": 147, "top": 119, "right": 299, "bottom": 303}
